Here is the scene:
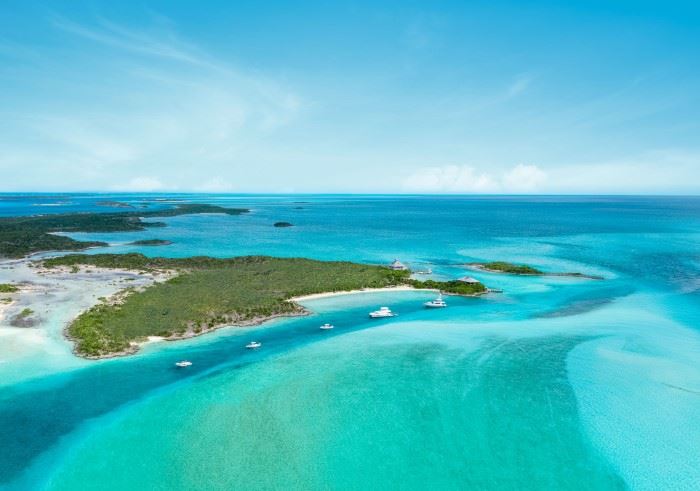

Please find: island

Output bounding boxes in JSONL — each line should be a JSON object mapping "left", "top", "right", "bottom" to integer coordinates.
{"left": 0, "top": 204, "right": 248, "bottom": 258}
{"left": 468, "top": 261, "right": 603, "bottom": 280}
{"left": 96, "top": 201, "right": 133, "bottom": 208}
{"left": 41, "top": 253, "right": 487, "bottom": 358}
{"left": 273, "top": 221, "right": 294, "bottom": 227}
{"left": 127, "top": 239, "right": 173, "bottom": 246}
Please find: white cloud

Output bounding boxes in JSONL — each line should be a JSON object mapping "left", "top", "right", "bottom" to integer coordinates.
{"left": 402, "top": 164, "right": 548, "bottom": 193}
{"left": 502, "top": 164, "right": 547, "bottom": 191}
{"left": 115, "top": 176, "right": 170, "bottom": 192}
{"left": 194, "top": 177, "right": 235, "bottom": 192}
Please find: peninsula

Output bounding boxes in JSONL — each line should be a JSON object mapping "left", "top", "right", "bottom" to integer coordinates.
{"left": 42, "top": 253, "right": 486, "bottom": 358}
{"left": 0, "top": 204, "right": 248, "bottom": 258}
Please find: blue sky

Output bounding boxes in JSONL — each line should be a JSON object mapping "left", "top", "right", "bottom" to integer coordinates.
{"left": 1, "top": 0, "right": 699, "bottom": 193}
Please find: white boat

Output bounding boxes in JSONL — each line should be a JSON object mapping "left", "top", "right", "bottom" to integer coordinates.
{"left": 424, "top": 294, "right": 447, "bottom": 308}
{"left": 320, "top": 323, "right": 334, "bottom": 330}
{"left": 175, "top": 360, "right": 192, "bottom": 368}
{"left": 245, "top": 341, "right": 262, "bottom": 349}
{"left": 369, "top": 306, "right": 396, "bottom": 318}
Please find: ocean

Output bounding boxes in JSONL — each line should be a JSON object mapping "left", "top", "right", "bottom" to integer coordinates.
{"left": 1, "top": 194, "right": 699, "bottom": 490}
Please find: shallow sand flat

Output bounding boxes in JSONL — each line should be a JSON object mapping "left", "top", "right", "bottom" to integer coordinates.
{"left": 0, "top": 257, "right": 170, "bottom": 385}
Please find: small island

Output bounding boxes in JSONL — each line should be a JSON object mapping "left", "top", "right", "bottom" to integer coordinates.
{"left": 0, "top": 283, "right": 19, "bottom": 293}
{"left": 273, "top": 222, "right": 294, "bottom": 227}
{"left": 468, "top": 261, "right": 603, "bottom": 280}
{"left": 96, "top": 201, "right": 133, "bottom": 209}
{"left": 128, "top": 239, "right": 173, "bottom": 246}
{"left": 42, "top": 253, "right": 487, "bottom": 358}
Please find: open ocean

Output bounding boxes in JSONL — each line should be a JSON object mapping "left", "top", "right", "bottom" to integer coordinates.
{"left": 1, "top": 194, "right": 699, "bottom": 490}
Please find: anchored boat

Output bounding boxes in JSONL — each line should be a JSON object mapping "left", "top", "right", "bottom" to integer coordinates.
{"left": 245, "top": 341, "right": 262, "bottom": 349}
{"left": 369, "top": 306, "right": 396, "bottom": 318}
{"left": 424, "top": 294, "right": 447, "bottom": 308}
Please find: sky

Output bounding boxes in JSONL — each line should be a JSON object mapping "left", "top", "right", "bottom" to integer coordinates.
{"left": 0, "top": 0, "right": 699, "bottom": 194}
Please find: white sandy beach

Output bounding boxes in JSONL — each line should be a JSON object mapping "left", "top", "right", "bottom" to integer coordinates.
{"left": 289, "top": 285, "right": 436, "bottom": 302}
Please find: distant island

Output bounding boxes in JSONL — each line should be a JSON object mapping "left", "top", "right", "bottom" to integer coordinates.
{"left": 0, "top": 204, "right": 248, "bottom": 258}
{"left": 468, "top": 261, "right": 603, "bottom": 280}
{"left": 96, "top": 201, "right": 133, "bottom": 208}
{"left": 128, "top": 239, "right": 173, "bottom": 246}
{"left": 273, "top": 221, "right": 294, "bottom": 227}
{"left": 42, "top": 254, "right": 487, "bottom": 358}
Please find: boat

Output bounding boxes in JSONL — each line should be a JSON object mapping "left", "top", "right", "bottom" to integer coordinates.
{"left": 369, "top": 306, "right": 396, "bottom": 318}
{"left": 424, "top": 294, "right": 447, "bottom": 308}
{"left": 245, "top": 341, "right": 262, "bottom": 349}
{"left": 415, "top": 268, "right": 433, "bottom": 275}
{"left": 175, "top": 360, "right": 192, "bottom": 368}
{"left": 320, "top": 323, "right": 334, "bottom": 330}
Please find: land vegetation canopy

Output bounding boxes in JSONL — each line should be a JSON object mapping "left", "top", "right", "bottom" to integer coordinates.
{"left": 44, "top": 254, "right": 485, "bottom": 358}
{"left": 0, "top": 204, "right": 248, "bottom": 258}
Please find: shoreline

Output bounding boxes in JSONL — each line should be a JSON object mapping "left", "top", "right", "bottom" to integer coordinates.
{"left": 75, "top": 309, "right": 313, "bottom": 360}
{"left": 82, "top": 286, "right": 437, "bottom": 360}
{"left": 4, "top": 253, "right": 489, "bottom": 361}
{"left": 289, "top": 285, "right": 435, "bottom": 302}
{"left": 466, "top": 263, "right": 604, "bottom": 280}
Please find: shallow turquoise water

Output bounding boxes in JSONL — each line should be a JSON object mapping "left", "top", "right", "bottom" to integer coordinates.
{"left": 1, "top": 195, "right": 699, "bottom": 490}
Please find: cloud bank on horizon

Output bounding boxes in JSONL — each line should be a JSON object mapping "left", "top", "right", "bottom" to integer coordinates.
{"left": 0, "top": 1, "right": 698, "bottom": 194}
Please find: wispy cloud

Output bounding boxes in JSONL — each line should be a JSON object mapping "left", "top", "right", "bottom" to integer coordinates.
{"left": 506, "top": 74, "right": 533, "bottom": 98}
{"left": 50, "top": 14, "right": 208, "bottom": 67}
{"left": 113, "top": 176, "right": 172, "bottom": 192}
{"left": 402, "top": 164, "right": 547, "bottom": 193}
{"left": 0, "top": 12, "right": 303, "bottom": 191}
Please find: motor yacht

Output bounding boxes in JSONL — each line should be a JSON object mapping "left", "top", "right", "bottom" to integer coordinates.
{"left": 424, "top": 294, "right": 447, "bottom": 308}
{"left": 245, "top": 341, "right": 262, "bottom": 349}
{"left": 369, "top": 306, "right": 396, "bottom": 318}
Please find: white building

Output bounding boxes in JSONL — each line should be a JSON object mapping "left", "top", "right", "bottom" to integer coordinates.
{"left": 389, "top": 259, "right": 408, "bottom": 271}
{"left": 457, "top": 276, "right": 480, "bottom": 284}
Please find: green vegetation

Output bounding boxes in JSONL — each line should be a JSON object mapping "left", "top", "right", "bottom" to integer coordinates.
{"left": 408, "top": 279, "right": 487, "bottom": 296}
{"left": 481, "top": 262, "right": 543, "bottom": 275}
{"left": 0, "top": 204, "right": 248, "bottom": 258}
{"left": 17, "top": 308, "right": 34, "bottom": 318}
{"left": 45, "top": 254, "right": 411, "bottom": 357}
{"left": 45, "top": 253, "right": 488, "bottom": 358}
{"left": 128, "top": 239, "right": 173, "bottom": 246}
{"left": 0, "top": 283, "right": 19, "bottom": 293}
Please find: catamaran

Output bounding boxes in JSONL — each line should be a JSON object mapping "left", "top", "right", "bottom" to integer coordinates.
{"left": 320, "top": 323, "right": 334, "bottom": 330}
{"left": 424, "top": 294, "right": 447, "bottom": 308}
{"left": 369, "top": 306, "right": 396, "bottom": 318}
{"left": 245, "top": 341, "right": 262, "bottom": 349}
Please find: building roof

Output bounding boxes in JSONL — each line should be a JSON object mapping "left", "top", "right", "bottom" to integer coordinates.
{"left": 390, "top": 259, "right": 407, "bottom": 269}
{"left": 457, "top": 276, "right": 480, "bottom": 284}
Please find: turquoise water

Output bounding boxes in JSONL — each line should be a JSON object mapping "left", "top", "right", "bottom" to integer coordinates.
{"left": 1, "top": 195, "right": 699, "bottom": 490}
